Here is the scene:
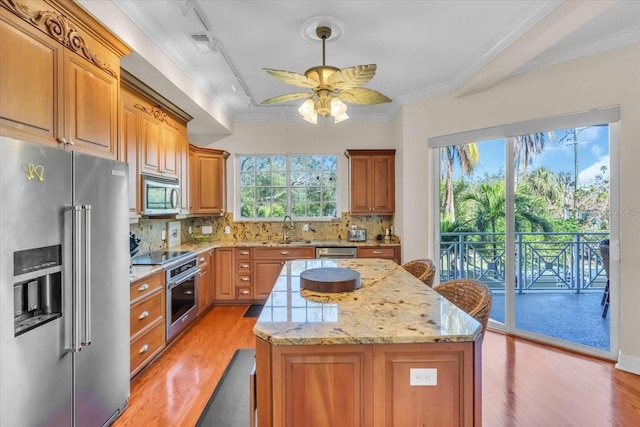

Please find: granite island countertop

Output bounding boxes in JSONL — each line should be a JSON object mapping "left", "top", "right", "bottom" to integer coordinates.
{"left": 253, "top": 258, "right": 481, "bottom": 346}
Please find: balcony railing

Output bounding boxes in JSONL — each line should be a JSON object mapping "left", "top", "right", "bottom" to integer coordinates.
{"left": 439, "top": 232, "right": 609, "bottom": 293}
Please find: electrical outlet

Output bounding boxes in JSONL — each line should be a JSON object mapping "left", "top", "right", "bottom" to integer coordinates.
{"left": 188, "top": 226, "right": 192, "bottom": 234}
{"left": 202, "top": 225, "right": 213, "bottom": 234}
{"left": 161, "top": 230, "right": 166, "bottom": 241}
{"left": 410, "top": 368, "right": 437, "bottom": 386}
{"left": 224, "top": 226, "right": 231, "bottom": 234}
{"left": 302, "top": 224, "right": 310, "bottom": 232}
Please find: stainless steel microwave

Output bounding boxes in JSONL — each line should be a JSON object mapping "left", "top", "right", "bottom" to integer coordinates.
{"left": 142, "top": 175, "right": 180, "bottom": 215}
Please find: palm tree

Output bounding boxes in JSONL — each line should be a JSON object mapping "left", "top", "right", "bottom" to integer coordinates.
{"left": 520, "top": 166, "right": 563, "bottom": 206}
{"left": 513, "top": 132, "right": 554, "bottom": 180}
{"left": 460, "top": 181, "right": 552, "bottom": 256}
{"left": 441, "top": 143, "right": 479, "bottom": 222}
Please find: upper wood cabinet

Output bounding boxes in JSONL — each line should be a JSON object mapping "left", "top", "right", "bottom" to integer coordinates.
{"left": 189, "top": 144, "right": 229, "bottom": 215}
{"left": 345, "top": 149, "right": 396, "bottom": 215}
{"left": 0, "top": 0, "right": 130, "bottom": 159}
{"left": 120, "top": 73, "right": 192, "bottom": 218}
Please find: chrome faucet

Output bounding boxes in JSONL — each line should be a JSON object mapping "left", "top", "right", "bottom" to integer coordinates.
{"left": 283, "top": 215, "right": 293, "bottom": 241}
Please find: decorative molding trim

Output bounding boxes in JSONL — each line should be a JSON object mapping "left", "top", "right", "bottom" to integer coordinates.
{"left": 1, "top": 0, "right": 116, "bottom": 76}
{"left": 133, "top": 103, "right": 179, "bottom": 130}
{"left": 616, "top": 350, "right": 640, "bottom": 375}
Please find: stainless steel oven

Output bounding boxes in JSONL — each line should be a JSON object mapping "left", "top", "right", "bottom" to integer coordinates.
{"left": 165, "top": 254, "right": 199, "bottom": 342}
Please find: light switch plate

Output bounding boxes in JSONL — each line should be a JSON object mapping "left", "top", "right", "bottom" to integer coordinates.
{"left": 167, "top": 221, "right": 181, "bottom": 247}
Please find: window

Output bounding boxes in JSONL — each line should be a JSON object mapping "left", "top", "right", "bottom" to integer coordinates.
{"left": 237, "top": 154, "right": 338, "bottom": 219}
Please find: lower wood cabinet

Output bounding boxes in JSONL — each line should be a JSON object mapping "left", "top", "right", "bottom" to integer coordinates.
{"left": 253, "top": 247, "right": 314, "bottom": 300}
{"left": 256, "top": 338, "right": 479, "bottom": 427}
{"left": 357, "top": 245, "right": 401, "bottom": 264}
{"left": 197, "top": 250, "right": 215, "bottom": 315}
{"left": 215, "top": 248, "right": 235, "bottom": 300}
{"left": 129, "top": 270, "right": 165, "bottom": 378}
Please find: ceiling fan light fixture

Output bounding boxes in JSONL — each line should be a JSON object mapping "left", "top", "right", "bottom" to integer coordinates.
{"left": 262, "top": 21, "right": 391, "bottom": 124}
{"left": 298, "top": 99, "right": 317, "bottom": 124}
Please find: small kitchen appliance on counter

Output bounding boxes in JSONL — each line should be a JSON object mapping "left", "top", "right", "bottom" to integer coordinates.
{"left": 347, "top": 226, "right": 367, "bottom": 242}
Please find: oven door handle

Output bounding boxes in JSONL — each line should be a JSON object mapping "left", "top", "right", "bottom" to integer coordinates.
{"left": 167, "top": 268, "right": 201, "bottom": 290}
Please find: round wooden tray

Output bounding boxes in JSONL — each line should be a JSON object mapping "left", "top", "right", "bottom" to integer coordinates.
{"left": 300, "top": 267, "right": 361, "bottom": 293}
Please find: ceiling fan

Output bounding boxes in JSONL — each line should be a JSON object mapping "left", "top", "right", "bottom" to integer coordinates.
{"left": 260, "top": 26, "right": 392, "bottom": 124}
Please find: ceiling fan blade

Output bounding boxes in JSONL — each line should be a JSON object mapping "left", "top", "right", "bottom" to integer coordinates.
{"left": 337, "top": 88, "right": 392, "bottom": 105}
{"left": 263, "top": 68, "right": 318, "bottom": 89}
{"left": 329, "top": 64, "right": 377, "bottom": 89}
{"left": 260, "top": 92, "right": 312, "bottom": 105}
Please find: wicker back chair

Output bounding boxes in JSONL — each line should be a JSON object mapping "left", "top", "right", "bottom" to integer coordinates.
{"left": 401, "top": 258, "right": 437, "bottom": 288}
{"left": 433, "top": 279, "right": 493, "bottom": 336}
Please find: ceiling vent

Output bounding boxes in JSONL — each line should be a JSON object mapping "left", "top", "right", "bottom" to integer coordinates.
{"left": 188, "top": 32, "right": 219, "bottom": 54}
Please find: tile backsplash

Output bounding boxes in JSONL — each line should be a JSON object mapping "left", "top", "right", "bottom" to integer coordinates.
{"left": 129, "top": 213, "right": 396, "bottom": 250}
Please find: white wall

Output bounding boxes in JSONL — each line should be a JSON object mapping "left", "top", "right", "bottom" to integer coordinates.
{"left": 206, "top": 121, "right": 397, "bottom": 218}
{"left": 400, "top": 43, "right": 640, "bottom": 372}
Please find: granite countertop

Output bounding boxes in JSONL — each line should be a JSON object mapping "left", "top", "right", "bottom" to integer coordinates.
{"left": 129, "top": 239, "right": 401, "bottom": 282}
{"left": 253, "top": 258, "right": 481, "bottom": 346}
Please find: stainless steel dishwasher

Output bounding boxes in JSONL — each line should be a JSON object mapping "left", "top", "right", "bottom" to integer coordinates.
{"left": 315, "top": 247, "right": 358, "bottom": 259}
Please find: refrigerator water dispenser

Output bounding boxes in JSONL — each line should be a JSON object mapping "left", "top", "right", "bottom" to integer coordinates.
{"left": 13, "top": 245, "right": 63, "bottom": 336}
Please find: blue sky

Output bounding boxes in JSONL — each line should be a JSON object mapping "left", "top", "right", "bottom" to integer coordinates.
{"left": 459, "top": 125, "right": 609, "bottom": 185}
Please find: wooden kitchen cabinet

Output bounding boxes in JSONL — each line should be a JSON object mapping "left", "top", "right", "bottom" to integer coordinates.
{"left": 256, "top": 339, "right": 477, "bottom": 427}
{"left": 120, "top": 73, "right": 191, "bottom": 218}
{"left": 357, "top": 245, "right": 401, "bottom": 264}
{"left": 197, "top": 250, "right": 215, "bottom": 315}
{"left": 129, "top": 270, "right": 166, "bottom": 378}
{"left": 345, "top": 149, "right": 396, "bottom": 215}
{"left": 235, "top": 248, "right": 253, "bottom": 300}
{"left": 215, "top": 248, "right": 235, "bottom": 300}
{"left": 138, "top": 107, "right": 183, "bottom": 180}
{"left": 253, "top": 247, "right": 315, "bottom": 300}
{"left": 0, "top": 0, "right": 129, "bottom": 159}
{"left": 189, "top": 144, "right": 229, "bottom": 215}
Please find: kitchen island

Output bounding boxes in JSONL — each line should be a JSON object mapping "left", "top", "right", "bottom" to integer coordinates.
{"left": 253, "top": 258, "right": 483, "bottom": 427}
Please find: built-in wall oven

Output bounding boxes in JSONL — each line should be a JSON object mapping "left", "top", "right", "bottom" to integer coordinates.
{"left": 165, "top": 254, "right": 199, "bottom": 342}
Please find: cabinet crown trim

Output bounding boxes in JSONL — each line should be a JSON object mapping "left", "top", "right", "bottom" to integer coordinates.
{"left": 1, "top": 0, "right": 120, "bottom": 76}
{"left": 344, "top": 149, "right": 396, "bottom": 158}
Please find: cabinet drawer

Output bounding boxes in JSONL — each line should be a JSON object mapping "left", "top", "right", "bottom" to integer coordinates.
{"left": 130, "top": 291, "right": 164, "bottom": 338}
{"left": 358, "top": 247, "right": 396, "bottom": 258}
{"left": 130, "top": 272, "right": 164, "bottom": 303}
{"left": 236, "top": 286, "right": 253, "bottom": 300}
{"left": 253, "top": 247, "right": 314, "bottom": 260}
{"left": 197, "top": 253, "right": 209, "bottom": 266}
{"left": 236, "top": 261, "right": 253, "bottom": 272}
{"left": 235, "top": 248, "right": 252, "bottom": 260}
{"left": 236, "top": 274, "right": 252, "bottom": 287}
{"left": 130, "top": 320, "right": 165, "bottom": 377}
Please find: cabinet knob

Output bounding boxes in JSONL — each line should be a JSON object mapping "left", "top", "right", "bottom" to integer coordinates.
{"left": 139, "top": 344, "right": 150, "bottom": 354}
{"left": 138, "top": 311, "right": 149, "bottom": 320}
{"left": 280, "top": 251, "right": 289, "bottom": 255}
{"left": 373, "top": 250, "right": 383, "bottom": 254}
{"left": 240, "top": 251, "right": 250, "bottom": 255}
{"left": 240, "top": 290, "right": 250, "bottom": 295}
{"left": 67, "top": 139, "right": 75, "bottom": 146}
{"left": 138, "top": 283, "right": 149, "bottom": 292}
{"left": 240, "top": 264, "right": 250, "bottom": 268}
{"left": 199, "top": 257, "right": 205, "bottom": 262}
{"left": 240, "top": 277, "right": 249, "bottom": 282}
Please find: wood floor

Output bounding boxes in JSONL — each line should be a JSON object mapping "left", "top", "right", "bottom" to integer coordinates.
{"left": 114, "top": 305, "right": 640, "bottom": 427}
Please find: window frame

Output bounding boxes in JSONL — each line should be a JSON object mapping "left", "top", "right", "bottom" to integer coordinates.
{"left": 234, "top": 153, "right": 340, "bottom": 221}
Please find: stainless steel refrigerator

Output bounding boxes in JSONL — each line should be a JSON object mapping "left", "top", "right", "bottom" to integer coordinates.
{"left": 0, "top": 137, "right": 129, "bottom": 426}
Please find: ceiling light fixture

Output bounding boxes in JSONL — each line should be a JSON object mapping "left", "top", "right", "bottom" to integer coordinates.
{"left": 261, "top": 26, "right": 391, "bottom": 124}
{"left": 180, "top": 0, "right": 255, "bottom": 106}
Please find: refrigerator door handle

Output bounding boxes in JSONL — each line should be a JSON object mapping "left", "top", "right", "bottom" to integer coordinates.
{"left": 82, "top": 205, "right": 92, "bottom": 346}
{"left": 72, "top": 205, "right": 83, "bottom": 353}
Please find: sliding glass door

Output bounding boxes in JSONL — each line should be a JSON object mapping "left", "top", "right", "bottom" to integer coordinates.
{"left": 437, "top": 121, "right": 616, "bottom": 357}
